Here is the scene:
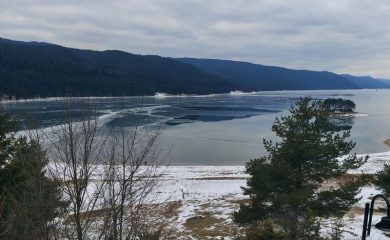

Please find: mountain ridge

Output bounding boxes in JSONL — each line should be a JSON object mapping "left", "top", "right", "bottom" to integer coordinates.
{"left": 0, "top": 38, "right": 240, "bottom": 98}
{"left": 0, "top": 38, "right": 388, "bottom": 99}
{"left": 176, "top": 58, "right": 359, "bottom": 91}
{"left": 340, "top": 74, "right": 390, "bottom": 89}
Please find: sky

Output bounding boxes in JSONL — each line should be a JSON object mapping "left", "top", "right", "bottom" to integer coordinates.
{"left": 1, "top": 0, "right": 390, "bottom": 78}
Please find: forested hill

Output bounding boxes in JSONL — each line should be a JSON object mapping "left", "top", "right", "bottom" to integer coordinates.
{"left": 0, "top": 38, "right": 239, "bottom": 98}
{"left": 340, "top": 74, "right": 390, "bottom": 89}
{"left": 0, "top": 38, "right": 388, "bottom": 98}
{"left": 176, "top": 58, "right": 359, "bottom": 91}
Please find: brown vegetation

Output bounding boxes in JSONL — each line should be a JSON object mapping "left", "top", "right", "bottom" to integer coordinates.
{"left": 384, "top": 139, "right": 390, "bottom": 147}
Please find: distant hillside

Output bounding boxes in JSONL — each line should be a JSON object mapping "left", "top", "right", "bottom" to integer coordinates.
{"left": 340, "top": 74, "right": 390, "bottom": 89}
{"left": 176, "top": 58, "right": 358, "bottom": 91}
{"left": 0, "top": 38, "right": 239, "bottom": 98}
{"left": 1, "top": 38, "right": 387, "bottom": 99}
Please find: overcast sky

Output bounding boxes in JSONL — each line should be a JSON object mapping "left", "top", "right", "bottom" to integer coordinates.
{"left": 1, "top": 0, "right": 390, "bottom": 78}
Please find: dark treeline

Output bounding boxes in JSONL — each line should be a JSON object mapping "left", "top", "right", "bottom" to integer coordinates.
{"left": 0, "top": 38, "right": 390, "bottom": 98}
{"left": 2, "top": 38, "right": 390, "bottom": 99}
{"left": 176, "top": 58, "right": 360, "bottom": 91}
{"left": 0, "top": 39, "right": 239, "bottom": 98}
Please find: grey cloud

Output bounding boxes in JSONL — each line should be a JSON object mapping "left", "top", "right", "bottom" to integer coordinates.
{"left": 1, "top": 0, "right": 390, "bottom": 77}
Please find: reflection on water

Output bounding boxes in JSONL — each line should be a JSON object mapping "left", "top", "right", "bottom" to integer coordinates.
{"left": 330, "top": 116, "right": 354, "bottom": 131}
{"left": 4, "top": 89, "right": 390, "bottom": 165}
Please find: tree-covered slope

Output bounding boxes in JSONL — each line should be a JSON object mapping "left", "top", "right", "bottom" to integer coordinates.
{"left": 340, "top": 74, "right": 390, "bottom": 89}
{"left": 176, "top": 58, "right": 359, "bottom": 91}
{"left": 1, "top": 38, "right": 383, "bottom": 99}
{"left": 0, "top": 38, "right": 239, "bottom": 98}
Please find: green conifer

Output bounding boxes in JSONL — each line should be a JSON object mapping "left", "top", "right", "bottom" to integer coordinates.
{"left": 235, "top": 97, "right": 366, "bottom": 239}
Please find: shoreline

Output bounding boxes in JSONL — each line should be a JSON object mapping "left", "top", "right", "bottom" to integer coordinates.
{"left": 329, "top": 111, "right": 369, "bottom": 117}
{"left": 1, "top": 88, "right": 388, "bottom": 104}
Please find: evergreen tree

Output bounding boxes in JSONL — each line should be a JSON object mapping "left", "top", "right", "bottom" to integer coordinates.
{"left": 241, "top": 220, "right": 287, "bottom": 240}
{"left": 0, "top": 108, "right": 16, "bottom": 168}
{"left": 322, "top": 98, "right": 356, "bottom": 113}
{"left": 0, "top": 107, "right": 65, "bottom": 239}
{"left": 375, "top": 164, "right": 390, "bottom": 196}
{"left": 234, "top": 97, "right": 365, "bottom": 239}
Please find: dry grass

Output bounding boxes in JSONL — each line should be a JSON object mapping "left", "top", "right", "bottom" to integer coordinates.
{"left": 183, "top": 211, "right": 237, "bottom": 239}
{"left": 187, "top": 177, "right": 247, "bottom": 180}
{"left": 64, "top": 201, "right": 182, "bottom": 225}
{"left": 64, "top": 207, "right": 112, "bottom": 224}
{"left": 319, "top": 173, "right": 374, "bottom": 192}
{"left": 158, "top": 200, "right": 183, "bottom": 218}
{"left": 227, "top": 198, "right": 250, "bottom": 205}
{"left": 167, "top": 197, "right": 245, "bottom": 239}
{"left": 345, "top": 205, "right": 388, "bottom": 218}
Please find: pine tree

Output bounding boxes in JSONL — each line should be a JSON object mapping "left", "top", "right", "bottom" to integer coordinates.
{"left": 234, "top": 97, "right": 366, "bottom": 239}
{"left": 0, "top": 107, "right": 65, "bottom": 239}
{"left": 0, "top": 108, "right": 16, "bottom": 169}
{"left": 375, "top": 164, "right": 390, "bottom": 195}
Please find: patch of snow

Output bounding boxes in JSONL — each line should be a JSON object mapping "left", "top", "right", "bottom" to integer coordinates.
{"left": 229, "top": 90, "right": 258, "bottom": 95}
{"left": 348, "top": 151, "right": 390, "bottom": 174}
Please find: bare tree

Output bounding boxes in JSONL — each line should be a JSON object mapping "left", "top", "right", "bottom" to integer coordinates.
{"left": 47, "top": 99, "right": 109, "bottom": 240}
{"left": 46, "top": 98, "right": 171, "bottom": 240}
{"left": 98, "top": 120, "right": 170, "bottom": 240}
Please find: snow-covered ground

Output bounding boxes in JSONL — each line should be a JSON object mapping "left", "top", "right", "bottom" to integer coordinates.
{"left": 49, "top": 151, "right": 390, "bottom": 239}
{"left": 151, "top": 151, "right": 390, "bottom": 239}
{"left": 348, "top": 151, "right": 390, "bottom": 174}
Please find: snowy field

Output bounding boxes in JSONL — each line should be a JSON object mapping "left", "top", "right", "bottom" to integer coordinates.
{"left": 46, "top": 150, "right": 390, "bottom": 238}
{"left": 149, "top": 151, "right": 390, "bottom": 239}
{"left": 153, "top": 166, "right": 247, "bottom": 239}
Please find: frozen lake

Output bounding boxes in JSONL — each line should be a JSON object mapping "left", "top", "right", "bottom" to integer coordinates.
{"left": 4, "top": 89, "right": 390, "bottom": 165}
